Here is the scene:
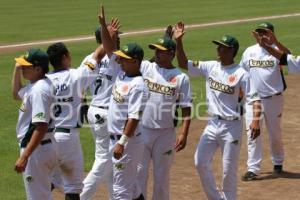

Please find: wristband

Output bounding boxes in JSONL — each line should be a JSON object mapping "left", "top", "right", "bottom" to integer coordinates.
{"left": 117, "top": 134, "right": 129, "bottom": 146}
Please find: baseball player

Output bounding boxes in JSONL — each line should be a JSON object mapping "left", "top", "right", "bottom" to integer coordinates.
{"left": 175, "top": 22, "right": 261, "bottom": 200}
{"left": 240, "top": 22, "right": 291, "bottom": 181}
{"left": 12, "top": 48, "right": 57, "bottom": 200}
{"left": 136, "top": 37, "right": 192, "bottom": 200}
{"left": 253, "top": 30, "right": 300, "bottom": 73}
{"left": 99, "top": 6, "right": 148, "bottom": 199}
{"left": 80, "top": 22, "right": 121, "bottom": 200}
{"left": 46, "top": 41, "right": 105, "bottom": 200}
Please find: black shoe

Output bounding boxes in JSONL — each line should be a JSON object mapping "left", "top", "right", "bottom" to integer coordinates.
{"left": 241, "top": 171, "right": 259, "bottom": 181}
{"left": 133, "top": 193, "right": 145, "bottom": 200}
{"left": 273, "top": 165, "right": 283, "bottom": 175}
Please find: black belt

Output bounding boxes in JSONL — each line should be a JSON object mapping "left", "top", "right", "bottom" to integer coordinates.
{"left": 55, "top": 128, "right": 70, "bottom": 133}
{"left": 261, "top": 92, "right": 282, "bottom": 99}
{"left": 20, "top": 138, "right": 52, "bottom": 148}
{"left": 213, "top": 115, "right": 239, "bottom": 121}
{"left": 92, "top": 105, "right": 109, "bottom": 110}
{"left": 110, "top": 135, "right": 122, "bottom": 140}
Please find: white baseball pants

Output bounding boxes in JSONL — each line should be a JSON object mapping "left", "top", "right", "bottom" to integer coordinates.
{"left": 80, "top": 106, "right": 113, "bottom": 200}
{"left": 110, "top": 133, "right": 144, "bottom": 200}
{"left": 194, "top": 119, "right": 242, "bottom": 200}
{"left": 54, "top": 128, "right": 84, "bottom": 194}
{"left": 21, "top": 134, "right": 57, "bottom": 200}
{"left": 245, "top": 94, "right": 284, "bottom": 174}
{"left": 137, "top": 127, "right": 176, "bottom": 200}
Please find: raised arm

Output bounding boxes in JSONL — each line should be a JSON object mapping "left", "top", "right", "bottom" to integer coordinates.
{"left": 98, "top": 5, "right": 120, "bottom": 57}
{"left": 174, "top": 22, "right": 188, "bottom": 70}
{"left": 12, "top": 63, "right": 23, "bottom": 100}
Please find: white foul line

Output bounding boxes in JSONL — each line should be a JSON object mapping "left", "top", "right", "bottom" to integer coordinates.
{"left": 1, "top": 12, "right": 300, "bottom": 51}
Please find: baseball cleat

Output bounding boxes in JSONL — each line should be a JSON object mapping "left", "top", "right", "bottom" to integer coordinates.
{"left": 241, "top": 171, "right": 260, "bottom": 181}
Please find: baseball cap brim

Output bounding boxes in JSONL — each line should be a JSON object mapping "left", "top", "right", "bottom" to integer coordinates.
{"left": 148, "top": 44, "right": 168, "bottom": 51}
{"left": 255, "top": 28, "right": 269, "bottom": 32}
{"left": 14, "top": 57, "right": 33, "bottom": 66}
{"left": 113, "top": 50, "right": 132, "bottom": 59}
{"left": 212, "top": 40, "right": 232, "bottom": 48}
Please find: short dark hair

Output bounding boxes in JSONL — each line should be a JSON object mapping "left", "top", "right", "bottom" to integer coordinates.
{"left": 47, "top": 42, "right": 69, "bottom": 68}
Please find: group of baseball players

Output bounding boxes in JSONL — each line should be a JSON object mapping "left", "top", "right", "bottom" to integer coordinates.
{"left": 12, "top": 4, "right": 300, "bottom": 200}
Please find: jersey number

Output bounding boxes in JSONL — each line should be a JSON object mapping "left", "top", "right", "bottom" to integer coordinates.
{"left": 54, "top": 105, "right": 62, "bottom": 117}
{"left": 94, "top": 77, "right": 103, "bottom": 95}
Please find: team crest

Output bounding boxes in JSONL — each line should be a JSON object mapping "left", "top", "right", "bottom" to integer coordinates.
{"left": 26, "top": 175, "right": 33, "bottom": 182}
{"left": 168, "top": 76, "right": 177, "bottom": 84}
{"left": 20, "top": 101, "right": 26, "bottom": 112}
{"left": 122, "top": 84, "right": 129, "bottom": 93}
{"left": 227, "top": 74, "right": 237, "bottom": 84}
{"left": 84, "top": 61, "right": 95, "bottom": 70}
{"left": 34, "top": 112, "right": 45, "bottom": 120}
{"left": 163, "top": 149, "right": 173, "bottom": 155}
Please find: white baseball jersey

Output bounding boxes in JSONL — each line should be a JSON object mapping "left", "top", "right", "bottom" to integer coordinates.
{"left": 140, "top": 61, "right": 192, "bottom": 129}
{"left": 16, "top": 78, "right": 53, "bottom": 143}
{"left": 286, "top": 54, "right": 300, "bottom": 73}
{"left": 80, "top": 54, "right": 121, "bottom": 107}
{"left": 107, "top": 73, "right": 149, "bottom": 135}
{"left": 188, "top": 60, "right": 260, "bottom": 118}
{"left": 47, "top": 58, "right": 97, "bottom": 128}
{"left": 240, "top": 44, "right": 284, "bottom": 97}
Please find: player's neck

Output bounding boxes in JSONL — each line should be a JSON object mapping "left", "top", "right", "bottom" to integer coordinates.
{"left": 220, "top": 60, "right": 234, "bottom": 66}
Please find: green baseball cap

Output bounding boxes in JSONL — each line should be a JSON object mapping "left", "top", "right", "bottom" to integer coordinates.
{"left": 212, "top": 35, "right": 239, "bottom": 50}
{"left": 255, "top": 22, "right": 274, "bottom": 32}
{"left": 114, "top": 43, "right": 144, "bottom": 60}
{"left": 15, "top": 48, "right": 49, "bottom": 69}
{"left": 149, "top": 37, "right": 176, "bottom": 51}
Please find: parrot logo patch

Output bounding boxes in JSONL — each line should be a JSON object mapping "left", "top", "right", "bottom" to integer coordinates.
{"left": 163, "top": 149, "right": 173, "bottom": 155}
{"left": 231, "top": 140, "right": 239, "bottom": 145}
{"left": 26, "top": 175, "right": 33, "bottom": 182}
{"left": 34, "top": 112, "right": 45, "bottom": 120}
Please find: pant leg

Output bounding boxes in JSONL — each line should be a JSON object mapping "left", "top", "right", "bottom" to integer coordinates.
{"left": 22, "top": 138, "right": 57, "bottom": 200}
{"left": 194, "top": 120, "right": 222, "bottom": 200}
{"left": 137, "top": 128, "right": 156, "bottom": 199}
{"left": 111, "top": 135, "right": 144, "bottom": 200}
{"left": 219, "top": 120, "right": 243, "bottom": 200}
{"left": 81, "top": 107, "right": 113, "bottom": 200}
{"left": 54, "top": 129, "right": 84, "bottom": 194}
{"left": 245, "top": 103, "right": 263, "bottom": 175}
{"left": 262, "top": 95, "right": 284, "bottom": 165}
{"left": 152, "top": 128, "right": 175, "bottom": 200}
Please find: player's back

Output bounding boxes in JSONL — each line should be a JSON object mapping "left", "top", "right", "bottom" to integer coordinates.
{"left": 47, "top": 69, "right": 86, "bottom": 128}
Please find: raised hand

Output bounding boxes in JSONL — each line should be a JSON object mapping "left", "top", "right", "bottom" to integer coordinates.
{"left": 164, "top": 25, "right": 174, "bottom": 39}
{"left": 174, "top": 21, "right": 185, "bottom": 40}
{"left": 98, "top": 5, "right": 106, "bottom": 25}
{"left": 108, "top": 18, "right": 121, "bottom": 36}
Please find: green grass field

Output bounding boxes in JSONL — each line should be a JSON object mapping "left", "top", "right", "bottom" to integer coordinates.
{"left": 1, "top": 0, "right": 300, "bottom": 199}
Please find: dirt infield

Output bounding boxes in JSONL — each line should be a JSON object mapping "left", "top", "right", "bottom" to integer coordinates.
{"left": 53, "top": 74, "right": 300, "bottom": 199}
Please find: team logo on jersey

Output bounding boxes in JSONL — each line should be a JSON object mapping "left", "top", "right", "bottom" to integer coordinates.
{"left": 249, "top": 59, "right": 275, "bottom": 68}
{"left": 192, "top": 60, "right": 199, "bottom": 67}
{"left": 112, "top": 86, "right": 125, "bottom": 103}
{"left": 122, "top": 84, "right": 129, "bottom": 93}
{"left": 100, "top": 60, "right": 109, "bottom": 68}
{"left": 84, "top": 61, "right": 96, "bottom": 70}
{"left": 227, "top": 74, "right": 237, "bottom": 84}
{"left": 209, "top": 77, "right": 235, "bottom": 94}
{"left": 144, "top": 79, "right": 176, "bottom": 96}
{"left": 168, "top": 76, "right": 177, "bottom": 84}
{"left": 115, "top": 163, "right": 125, "bottom": 170}
{"left": 33, "top": 112, "right": 45, "bottom": 120}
